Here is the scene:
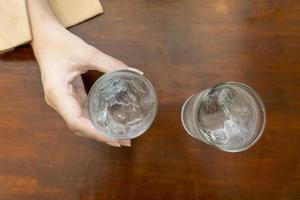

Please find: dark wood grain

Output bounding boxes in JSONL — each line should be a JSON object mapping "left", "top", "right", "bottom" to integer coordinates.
{"left": 0, "top": 0, "right": 300, "bottom": 199}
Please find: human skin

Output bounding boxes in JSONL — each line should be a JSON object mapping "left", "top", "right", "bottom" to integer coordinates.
{"left": 27, "top": 0, "right": 131, "bottom": 147}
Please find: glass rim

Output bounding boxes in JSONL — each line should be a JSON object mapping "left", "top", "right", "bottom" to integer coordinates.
{"left": 87, "top": 69, "right": 158, "bottom": 140}
{"left": 183, "top": 81, "right": 267, "bottom": 153}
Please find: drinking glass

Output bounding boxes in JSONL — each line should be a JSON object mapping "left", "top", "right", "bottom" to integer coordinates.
{"left": 181, "top": 82, "right": 266, "bottom": 152}
{"left": 88, "top": 69, "right": 157, "bottom": 140}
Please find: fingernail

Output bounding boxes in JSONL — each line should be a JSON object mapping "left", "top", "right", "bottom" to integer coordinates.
{"left": 107, "top": 142, "right": 121, "bottom": 147}
{"left": 127, "top": 67, "right": 144, "bottom": 75}
{"left": 119, "top": 141, "right": 131, "bottom": 147}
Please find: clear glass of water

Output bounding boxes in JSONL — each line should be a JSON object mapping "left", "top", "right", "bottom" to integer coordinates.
{"left": 88, "top": 69, "right": 158, "bottom": 140}
{"left": 181, "top": 82, "right": 266, "bottom": 152}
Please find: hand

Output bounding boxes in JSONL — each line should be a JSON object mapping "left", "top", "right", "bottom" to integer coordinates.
{"left": 30, "top": 21, "right": 131, "bottom": 147}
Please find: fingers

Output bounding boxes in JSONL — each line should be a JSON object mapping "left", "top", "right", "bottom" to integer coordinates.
{"left": 127, "top": 67, "right": 144, "bottom": 75}
{"left": 73, "top": 119, "right": 131, "bottom": 147}
{"left": 72, "top": 77, "right": 132, "bottom": 147}
{"left": 85, "top": 47, "right": 145, "bottom": 76}
{"left": 72, "top": 76, "right": 87, "bottom": 107}
{"left": 118, "top": 140, "right": 131, "bottom": 147}
{"left": 87, "top": 47, "right": 129, "bottom": 73}
{"left": 74, "top": 115, "right": 131, "bottom": 147}
{"left": 73, "top": 117, "right": 122, "bottom": 147}
{"left": 44, "top": 82, "right": 128, "bottom": 147}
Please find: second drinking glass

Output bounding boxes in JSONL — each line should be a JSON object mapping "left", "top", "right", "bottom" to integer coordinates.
{"left": 181, "top": 82, "right": 266, "bottom": 152}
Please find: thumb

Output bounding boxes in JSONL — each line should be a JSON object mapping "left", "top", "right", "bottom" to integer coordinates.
{"left": 88, "top": 48, "right": 128, "bottom": 73}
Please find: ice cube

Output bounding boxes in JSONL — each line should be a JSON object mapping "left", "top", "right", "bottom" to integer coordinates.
{"left": 111, "top": 80, "right": 125, "bottom": 93}
{"left": 208, "top": 128, "right": 229, "bottom": 144}
{"left": 128, "top": 78, "right": 148, "bottom": 97}
{"left": 93, "top": 75, "right": 155, "bottom": 137}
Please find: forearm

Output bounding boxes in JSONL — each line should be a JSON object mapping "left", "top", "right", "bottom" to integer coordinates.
{"left": 28, "top": 0, "right": 74, "bottom": 64}
{"left": 28, "top": 0, "right": 57, "bottom": 22}
{"left": 27, "top": 0, "right": 62, "bottom": 45}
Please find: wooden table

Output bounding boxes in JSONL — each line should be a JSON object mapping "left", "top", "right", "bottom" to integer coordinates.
{"left": 0, "top": 1, "right": 299, "bottom": 199}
